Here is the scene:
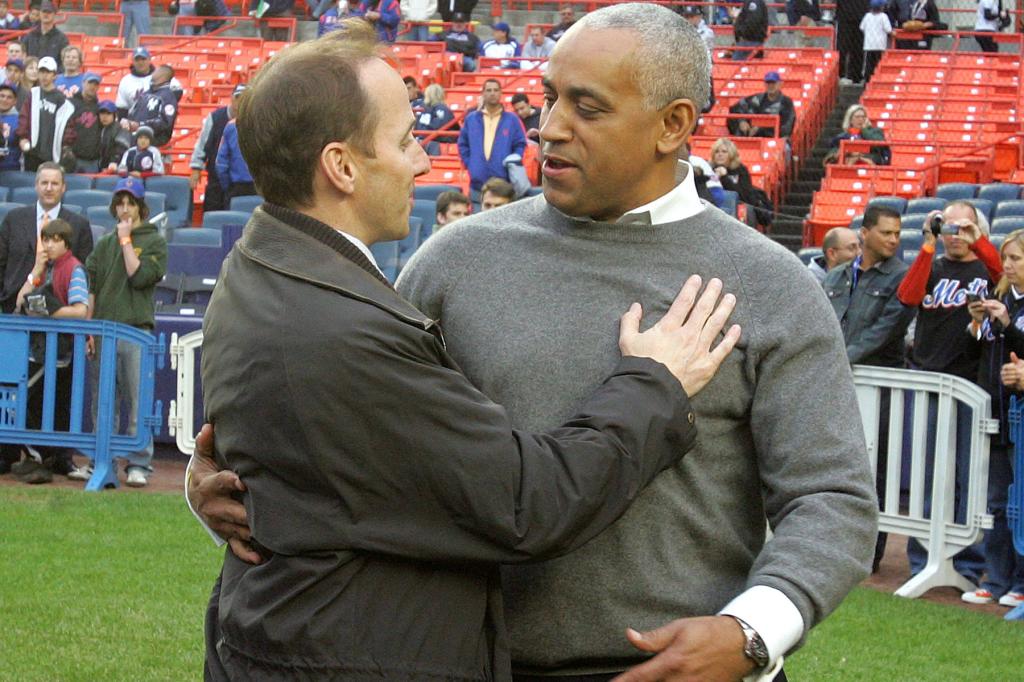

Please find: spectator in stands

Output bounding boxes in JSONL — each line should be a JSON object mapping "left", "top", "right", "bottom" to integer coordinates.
{"left": 682, "top": 142, "right": 724, "bottom": 208}
{"left": 962, "top": 229, "right": 1024, "bottom": 608}
{"left": 897, "top": 0, "right": 942, "bottom": 51}
{"left": 837, "top": 0, "right": 868, "bottom": 83}
{"left": 317, "top": 0, "right": 349, "bottom": 35}
{"left": 0, "top": 83, "right": 21, "bottom": 171}
{"left": 96, "top": 100, "right": 130, "bottom": 173}
{"left": 121, "top": 0, "right": 152, "bottom": 47}
{"left": 808, "top": 225, "right": 860, "bottom": 283}
{"left": 23, "top": 2, "right": 68, "bottom": 70}
{"left": 0, "top": 161, "right": 92, "bottom": 475}
{"left": 731, "top": 0, "right": 767, "bottom": 60}
{"left": 9, "top": 218, "right": 90, "bottom": 485}
{"left": 433, "top": 189, "right": 469, "bottom": 231}
{"left": 16, "top": 56, "right": 75, "bottom": 173}
{"left": 481, "top": 21, "right": 519, "bottom": 67}
{"left": 416, "top": 83, "right": 455, "bottom": 155}
{"left": 897, "top": 200, "right": 1003, "bottom": 586}
{"left": 457, "top": 78, "right": 525, "bottom": 197}
{"left": 681, "top": 5, "right": 715, "bottom": 55}
{"left": 70, "top": 72, "right": 102, "bottom": 172}
{"left": 118, "top": 126, "right": 164, "bottom": 176}
{"left": 177, "top": 0, "right": 231, "bottom": 35}
{"left": 510, "top": 92, "right": 539, "bottom": 135}
{"left": 190, "top": 84, "right": 244, "bottom": 213}
{"left": 860, "top": 0, "right": 891, "bottom": 84}
{"left": 0, "top": 0, "right": 19, "bottom": 30}
{"left": 54, "top": 46, "right": 84, "bottom": 97}
{"left": 18, "top": 1, "right": 39, "bottom": 31}
{"left": 823, "top": 206, "right": 912, "bottom": 572}
{"left": 521, "top": 26, "right": 555, "bottom": 67}
{"left": 437, "top": 0, "right": 475, "bottom": 23}
{"left": 123, "top": 64, "right": 178, "bottom": 148}
{"left": 74, "top": 176, "right": 166, "bottom": 487}
{"left": 354, "top": 0, "right": 401, "bottom": 43}
{"left": 786, "top": 0, "right": 821, "bottom": 28}
{"left": 116, "top": 47, "right": 154, "bottom": 117}
{"left": 479, "top": 176, "right": 514, "bottom": 210}
{"left": 711, "top": 137, "right": 759, "bottom": 223}
{"left": 401, "top": 0, "right": 436, "bottom": 41}
{"left": 442, "top": 13, "right": 480, "bottom": 71}
{"left": 404, "top": 75, "right": 423, "bottom": 108}
{"left": 727, "top": 71, "right": 795, "bottom": 139}
{"left": 824, "top": 104, "right": 889, "bottom": 166}
{"left": 6, "top": 41, "right": 24, "bottom": 63}
{"left": 22, "top": 56, "right": 38, "bottom": 90}
{"left": 974, "top": 0, "right": 1005, "bottom": 53}
{"left": 547, "top": 4, "right": 576, "bottom": 41}
{"left": 215, "top": 119, "right": 255, "bottom": 202}
{"left": 5, "top": 58, "right": 25, "bottom": 108}
{"left": 252, "top": 0, "right": 295, "bottom": 41}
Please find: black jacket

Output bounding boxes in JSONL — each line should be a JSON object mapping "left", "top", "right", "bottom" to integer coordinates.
{"left": 201, "top": 204, "right": 697, "bottom": 680}
{"left": 0, "top": 204, "right": 91, "bottom": 311}
{"left": 22, "top": 25, "right": 69, "bottom": 68}
{"left": 127, "top": 82, "right": 178, "bottom": 147}
{"left": 734, "top": 0, "right": 769, "bottom": 43}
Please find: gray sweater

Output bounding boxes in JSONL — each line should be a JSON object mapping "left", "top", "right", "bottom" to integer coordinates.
{"left": 398, "top": 196, "right": 877, "bottom": 673}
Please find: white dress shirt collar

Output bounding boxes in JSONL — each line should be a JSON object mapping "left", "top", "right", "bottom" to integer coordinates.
{"left": 335, "top": 229, "right": 385, "bottom": 279}
{"left": 617, "top": 160, "right": 705, "bottom": 224}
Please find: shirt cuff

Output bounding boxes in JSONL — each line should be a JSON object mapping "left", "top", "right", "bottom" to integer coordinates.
{"left": 185, "top": 454, "right": 227, "bottom": 547}
{"left": 719, "top": 585, "right": 804, "bottom": 674}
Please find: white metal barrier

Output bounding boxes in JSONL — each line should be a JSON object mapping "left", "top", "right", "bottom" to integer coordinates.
{"left": 167, "top": 329, "right": 204, "bottom": 456}
{"left": 854, "top": 365, "right": 997, "bottom": 598}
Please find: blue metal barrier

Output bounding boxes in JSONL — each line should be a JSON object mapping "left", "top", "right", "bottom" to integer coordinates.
{"left": 1009, "top": 396, "right": 1024, "bottom": 554}
{"left": 0, "top": 315, "right": 164, "bottom": 491}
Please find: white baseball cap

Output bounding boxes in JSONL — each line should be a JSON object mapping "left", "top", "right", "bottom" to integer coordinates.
{"left": 37, "top": 56, "right": 57, "bottom": 72}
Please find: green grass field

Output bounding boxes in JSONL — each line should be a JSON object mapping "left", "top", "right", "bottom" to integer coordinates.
{"left": 1, "top": 487, "right": 1022, "bottom": 681}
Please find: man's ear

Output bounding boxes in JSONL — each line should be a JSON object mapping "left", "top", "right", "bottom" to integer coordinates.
{"left": 656, "top": 97, "right": 698, "bottom": 156}
{"left": 319, "top": 141, "right": 357, "bottom": 196}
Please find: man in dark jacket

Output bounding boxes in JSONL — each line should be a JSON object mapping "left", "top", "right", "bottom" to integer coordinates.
{"left": 22, "top": 1, "right": 68, "bottom": 69}
{"left": 123, "top": 64, "right": 178, "bottom": 147}
{"left": 732, "top": 0, "right": 768, "bottom": 60}
{"left": 188, "top": 84, "right": 243, "bottom": 212}
{"left": 442, "top": 13, "right": 481, "bottom": 71}
{"left": 837, "top": 0, "right": 869, "bottom": 82}
{"left": 70, "top": 72, "right": 103, "bottom": 172}
{"left": 186, "top": 24, "right": 739, "bottom": 681}
{"left": 15, "top": 56, "right": 76, "bottom": 172}
{"left": 727, "top": 71, "right": 796, "bottom": 139}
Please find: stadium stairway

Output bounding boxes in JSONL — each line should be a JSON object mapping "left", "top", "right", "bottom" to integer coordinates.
{"left": 771, "top": 83, "right": 864, "bottom": 251}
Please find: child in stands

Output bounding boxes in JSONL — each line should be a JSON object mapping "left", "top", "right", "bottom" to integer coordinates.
{"left": 860, "top": 0, "right": 892, "bottom": 83}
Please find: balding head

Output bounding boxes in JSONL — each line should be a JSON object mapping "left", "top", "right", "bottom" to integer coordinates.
{"left": 823, "top": 227, "right": 861, "bottom": 269}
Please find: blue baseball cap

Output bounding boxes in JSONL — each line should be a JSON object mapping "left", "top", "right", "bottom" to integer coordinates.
{"left": 492, "top": 21, "right": 511, "bottom": 33}
{"left": 870, "top": 0, "right": 887, "bottom": 7}
{"left": 5, "top": 58, "right": 23, "bottom": 70}
{"left": 764, "top": 71, "right": 781, "bottom": 82}
{"left": 133, "top": 46, "right": 151, "bottom": 59}
{"left": 113, "top": 176, "right": 145, "bottom": 199}
{"left": 98, "top": 99, "right": 116, "bottom": 113}
{"left": 83, "top": 72, "right": 101, "bottom": 83}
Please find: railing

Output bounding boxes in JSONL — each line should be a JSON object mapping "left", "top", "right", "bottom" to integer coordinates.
{"left": 0, "top": 315, "right": 164, "bottom": 491}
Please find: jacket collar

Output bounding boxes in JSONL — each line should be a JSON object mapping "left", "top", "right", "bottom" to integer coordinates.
{"left": 239, "top": 203, "right": 439, "bottom": 333}
{"left": 845, "top": 253, "right": 902, "bottom": 276}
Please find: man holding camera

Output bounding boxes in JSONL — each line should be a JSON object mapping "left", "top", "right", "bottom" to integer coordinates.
{"left": 896, "top": 199, "right": 1003, "bottom": 583}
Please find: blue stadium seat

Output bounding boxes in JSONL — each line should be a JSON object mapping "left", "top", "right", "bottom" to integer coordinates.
{"left": 11, "top": 185, "right": 36, "bottom": 205}
{"left": 719, "top": 190, "right": 738, "bottom": 217}
{"left": 62, "top": 204, "right": 84, "bottom": 218}
{"left": 994, "top": 200, "right": 1024, "bottom": 219}
{"left": 166, "top": 243, "right": 226, "bottom": 278}
{"left": 90, "top": 223, "right": 109, "bottom": 245}
{"left": 92, "top": 176, "right": 120, "bottom": 192}
{"left": 905, "top": 197, "right": 946, "bottom": 215}
{"left": 991, "top": 217, "right": 1024, "bottom": 235}
{"left": 64, "top": 189, "right": 111, "bottom": 213}
{"left": 87, "top": 205, "right": 116, "bottom": 231}
{"left": 971, "top": 198, "right": 994, "bottom": 221}
{"left": 900, "top": 213, "right": 928, "bottom": 231}
{"left": 935, "top": 183, "right": 979, "bottom": 201}
{"left": 63, "top": 174, "right": 93, "bottom": 191}
{"left": 0, "top": 186, "right": 9, "bottom": 202}
{"left": 413, "top": 184, "right": 461, "bottom": 202}
{"left": 0, "top": 170, "right": 36, "bottom": 188}
{"left": 410, "top": 199, "right": 436, "bottom": 232}
{"left": 228, "top": 194, "right": 262, "bottom": 213}
{"left": 978, "top": 183, "right": 1021, "bottom": 204}
{"left": 867, "top": 195, "right": 907, "bottom": 214}
{"left": 0, "top": 201, "right": 22, "bottom": 222}
{"left": 168, "top": 227, "right": 222, "bottom": 246}
{"left": 145, "top": 176, "right": 193, "bottom": 228}
{"left": 145, "top": 192, "right": 166, "bottom": 220}
{"left": 990, "top": 234, "right": 1006, "bottom": 250}
{"left": 796, "top": 247, "right": 821, "bottom": 265}
{"left": 202, "top": 210, "right": 250, "bottom": 230}
{"left": 900, "top": 230, "right": 923, "bottom": 252}
{"left": 369, "top": 240, "right": 400, "bottom": 283}
{"left": 524, "top": 186, "right": 544, "bottom": 197}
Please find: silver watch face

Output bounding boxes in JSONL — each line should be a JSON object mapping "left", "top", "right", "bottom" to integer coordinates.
{"left": 746, "top": 633, "right": 770, "bottom": 668}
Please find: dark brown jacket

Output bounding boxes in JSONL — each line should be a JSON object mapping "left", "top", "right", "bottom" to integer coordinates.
{"left": 201, "top": 204, "right": 696, "bottom": 680}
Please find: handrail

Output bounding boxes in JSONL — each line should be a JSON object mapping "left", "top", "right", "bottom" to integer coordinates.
{"left": 838, "top": 131, "right": 1024, "bottom": 179}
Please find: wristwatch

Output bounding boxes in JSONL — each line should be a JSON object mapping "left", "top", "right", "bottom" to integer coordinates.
{"left": 731, "top": 616, "right": 770, "bottom": 673}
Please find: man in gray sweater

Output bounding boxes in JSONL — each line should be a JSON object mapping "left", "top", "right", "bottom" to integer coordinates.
{"left": 399, "top": 5, "right": 875, "bottom": 681}
{"left": 188, "top": 4, "right": 876, "bottom": 680}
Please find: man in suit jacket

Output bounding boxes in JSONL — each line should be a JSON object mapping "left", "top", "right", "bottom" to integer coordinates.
{"left": 0, "top": 161, "right": 92, "bottom": 314}
{"left": 0, "top": 160, "right": 92, "bottom": 475}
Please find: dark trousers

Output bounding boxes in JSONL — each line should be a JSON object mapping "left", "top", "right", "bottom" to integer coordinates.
{"left": 25, "top": 359, "right": 75, "bottom": 472}
{"left": 226, "top": 181, "right": 257, "bottom": 201}
{"left": 975, "top": 32, "right": 999, "bottom": 53}
{"left": 837, "top": 20, "right": 864, "bottom": 81}
{"left": 202, "top": 173, "right": 226, "bottom": 213}
{"left": 514, "top": 668, "right": 788, "bottom": 682}
{"left": 863, "top": 50, "right": 883, "bottom": 84}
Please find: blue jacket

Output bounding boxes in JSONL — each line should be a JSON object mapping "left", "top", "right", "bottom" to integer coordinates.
{"left": 0, "top": 109, "right": 21, "bottom": 171}
{"left": 354, "top": 0, "right": 400, "bottom": 42}
{"left": 216, "top": 120, "right": 252, "bottom": 187}
{"left": 457, "top": 109, "right": 525, "bottom": 190}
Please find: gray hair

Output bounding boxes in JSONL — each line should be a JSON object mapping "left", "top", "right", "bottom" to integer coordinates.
{"left": 423, "top": 83, "right": 446, "bottom": 107}
{"left": 841, "top": 104, "right": 869, "bottom": 130}
{"left": 571, "top": 3, "right": 710, "bottom": 112}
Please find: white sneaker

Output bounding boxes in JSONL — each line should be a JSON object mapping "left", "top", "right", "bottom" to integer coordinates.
{"left": 67, "top": 464, "right": 94, "bottom": 481}
{"left": 999, "top": 591, "right": 1024, "bottom": 607}
{"left": 962, "top": 589, "right": 996, "bottom": 604}
{"left": 125, "top": 468, "right": 148, "bottom": 487}
{"left": 839, "top": 77, "right": 853, "bottom": 86}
